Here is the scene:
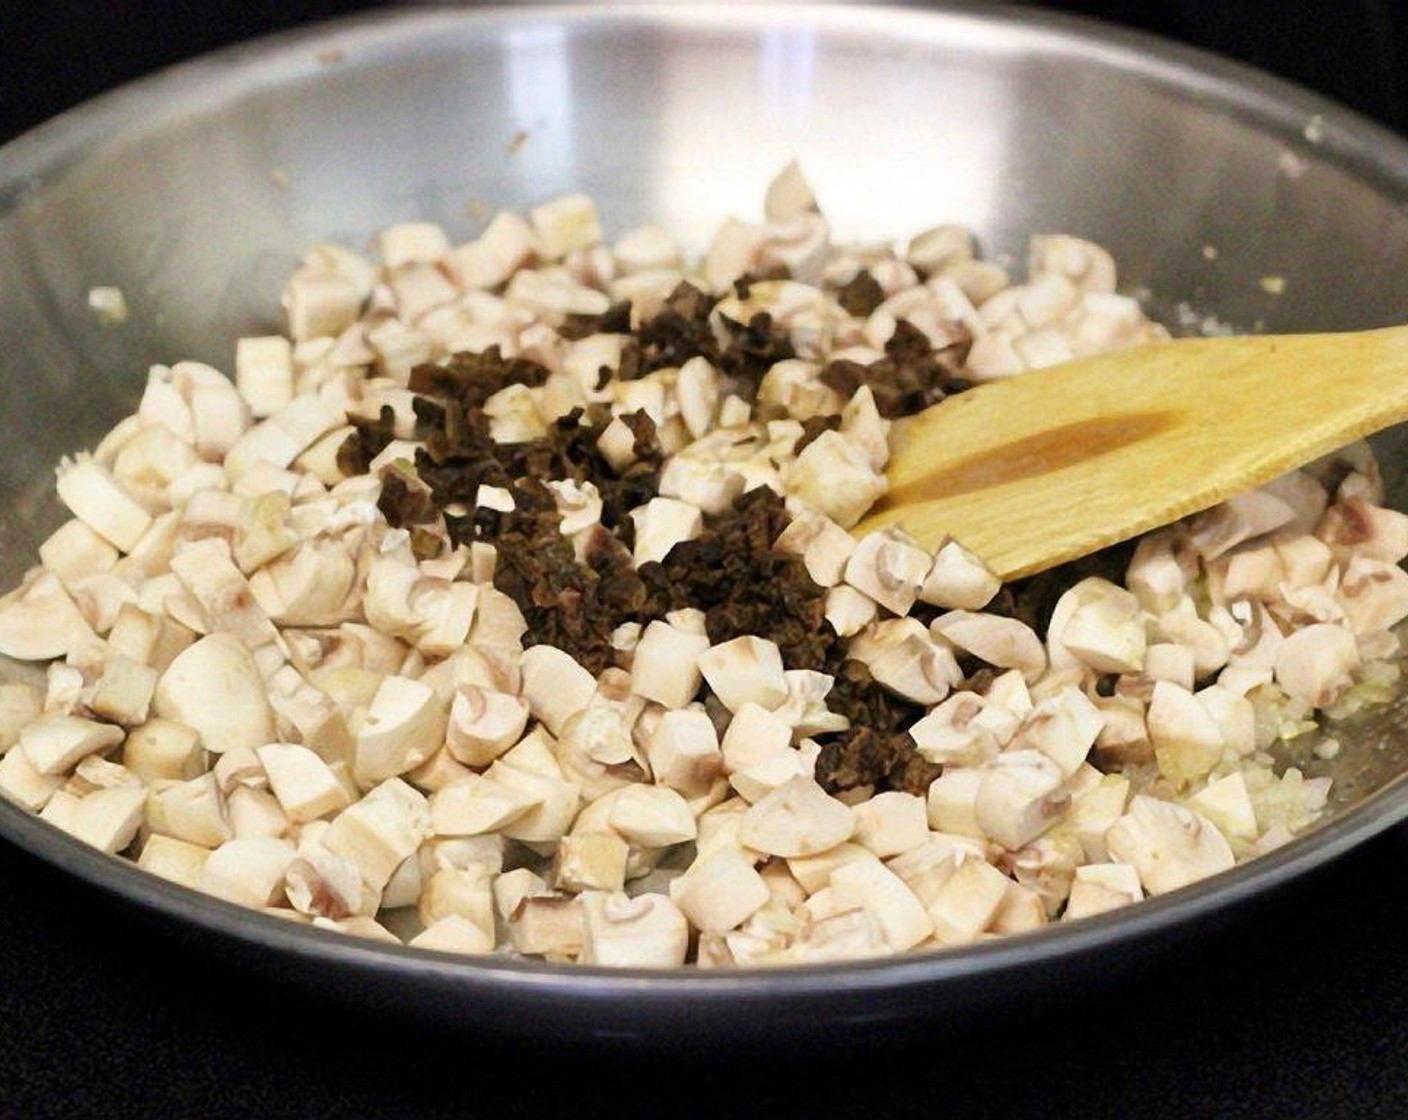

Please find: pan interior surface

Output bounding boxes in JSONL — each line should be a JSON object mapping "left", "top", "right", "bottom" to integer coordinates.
{"left": 3, "top": 4, "right": 1408, "bottom": 1040}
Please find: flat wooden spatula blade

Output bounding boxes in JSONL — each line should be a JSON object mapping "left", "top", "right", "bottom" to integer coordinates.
{"left": 857, "top": 325, "right": 1408, "bottom": 581}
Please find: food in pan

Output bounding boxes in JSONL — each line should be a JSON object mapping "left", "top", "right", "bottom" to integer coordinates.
{"left": 0, "top": 164, "right": 1400, "bottom": 966}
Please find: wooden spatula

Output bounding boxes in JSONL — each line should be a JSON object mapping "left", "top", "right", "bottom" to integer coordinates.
{"left": 855, "top": 326, "right": 1408, "bottom": 581}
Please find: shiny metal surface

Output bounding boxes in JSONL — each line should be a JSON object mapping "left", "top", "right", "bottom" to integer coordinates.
{"left": 4, "top": 3, "right": 1408, "bottom": 1042}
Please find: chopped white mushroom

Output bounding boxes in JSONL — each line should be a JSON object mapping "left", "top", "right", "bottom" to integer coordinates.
{"left": 580, "top": 891, "right": 690, "bottom": 967}
{"left": 774, "top": 512, "right": 856, "bottom": 587}
{"left": 1145, "top": 680, "right": 1225, "bottom": 784}
{"left": 974, "top": 750, "right": 1069, "bottom": 851}
{"left": 321, "top": 778, "right": 430, "bottom": 893}
{"left": 926, "top": 855, "right": 1011, "bottom": 945}
{"left": 354, "top": 675, "right": 447, "bottom": 786}
{"left": 698, "top": 636, "right": 789, "bottom": 713}
{"left": 257, "top": 742, "right": 350, "bottom": 823}
{"left": 1105, "top": 795, "right": 1235, "bottom": 896}
{"left": 0, "top": 572, "right": 98, "bottom": 662}
{"left": 607, "top": 784, "right": 697, "bottom": 848}
{"left": 829, "top": 858, "right": 933, "bottom": 951}
{"left": 444, "top": 685, "right": 529, "bottom": 767}
{"left": 851, "top": 791, "right": 929, "bottom": 858}
{"left": 908, "top": 693, "right": 1000, "bottom": 767}
{"left": 519, "top": 645, "right": 597, "bottom": 736}
{"left": 554, "top": 831, "right": 630, "bottom": 893}
{"left": 147, "top": 773, "right": 232, "bottom": 848}
{"left": 429, "top": 775, "right": 540, "bottom": 836}
{"left": 1273, "top": 622, "right": 1360, "bottom": 708}
{"left": 153, "top": 634, "right": 274, "bottom": 756}
{"left": 856, "top": 625, "right": 961, "bottom": 707}
{"left": 669, "top": 845, "right": 770, "bottom": 933}
{"left": 783, "top": 430, "right": 886, "bottom": 529}
{"left": 630, "top": 620, "right": 710, "bottom": 709}
{"left": 931, "top": 611, "right": 1046, "bottom": 681}
{"left": 1064, "top": 862, "right": 1143, "bottom": 920}
{"left": 19, "top": 715, "right": 124, "bottom": 777}
{"left": 137, "top": 834, "right": 211, "bottom": 889}
{"left": 199, "top": 836, "right": 298, "bottom": 907}
{"left": 644, "top": 706, "right": 723, "bottom": 797}
{"left": 926, "top": 767, "right": 985, "bottom": 838}
{"left": 487, "top": 759, "right": 581, "bottom": 846}
{"left": 1189, "top": 771, "right": 1259, "bottom": 843}
{"left": 918, "top": 538, "right": 1001, "bottom": 610}
{"left": 844, "top": 528, "right": 931, "bottom": 616}
{"left": 1009, "top": 686, "right": 1104, "bottom": 778}
{"left": 737, "top": 776, "right": 855, "bottom": 858}
{"left": 56, "top": 455, "right": 153, "bottom": 552}
{"left": 824, "top": 585, "right": 878, "bottom": 637}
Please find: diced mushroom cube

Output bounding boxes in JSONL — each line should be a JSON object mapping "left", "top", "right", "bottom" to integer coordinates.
{"left": 1064, "top": 862, "right": 1144, "bottom": 920}
{"left": 738, "top": 775, "right": 855, "bottom": 858}
{"left": 321, "top": 778, "right": 430, "bottom": 892}
{"left": 87, "top": 657, "right": 159, "bottom": 728}
{"left": 235, "top": 336, "right": 295, "bottom": 418}
{"left": 1147, "top": 680, "right": 1225, "bottom": 784}
{"left": 774, "top": 513, "right": 856, "bottom": 588}
{"left": 931, "top": 611, "right": 1046, "bottom": 682}
{"left": 669, "top": 846, "right": 770, "bottom": 933}
{"left": 520, "top": 645, "right": 597, "bottom": 736}
{"left": 153, "top": 634, "right": 275, "bottom": 756}
{"left": 580, "top": 891, "right": 690, "bottom": 968}
{"left": 488, "top": 759, "right": 581, "bottom": 845}
{"left": 148, "top": 772, "right": 232, "bottom": 848}
{"left": 630, "top": 497, "right": 704, "bottom": 566}
{"left": 974, "top": 750, "right": 1069, "bottom": 851}
{"left": 631, "top": 621, "right": 710, "bottom": 710}
{"left": 918, "top": 538, "right": 1001, "bottom": 610}
{"left": 1068, "top": 773, "right": 1131, "bottom": 862}
{"left": 354, "top": 675, "right": 447, "bottom": 786}
{"left": 410, "top": 914, "right": 495, "bottom": 956}
{"left": 0, "top": 683, "right": 43, "bottom": 756}
{"left": 926, "top": 855, "right": 1011, "bottom": 945}
{"left": 429, "top": 774, "right": 540, "bottom": 836}
{"left": 199, "top": 836, "right": 298, "bottom": 907}
{"left": 530, "top": 194, "right": 603, "bottom": 260}
{"left": 56, "top": 455, "right": 153, "bottom": 553}
{"left": 444, "top": 685, "right": 529, "bottom": 767}
{"left": 644, "top": 707, "right": 723, "bottom": 798}
{"left": 1188, "top": 771, "right": 1259, "bottom": 843}
{"left": 844, "top": 528, "right": 931, "bottom": 616}
{"left": 1008, "top": 686, "right": 1104, "bottom": 778}
{"left": 0, "top": 744, "right": 65, "bottom": 811}
{"left": 554, "top": 831, "right": 630, "bottom": 893}
{"left": 509, "top": 895, "right": 585, "bottom": 959}
{"left": 137, "top": 833, "right": 211, "bottom": 889}
{"left": 1273, "top": 622, "right": 1360, "bottom": 708}
{"left": 0, "top": 571, "right": 96, "bottom": 662}
{"left": 784, "top": 430, "right": 887, "bottom": 529}
{"left": 418, "top": 865, "right": 495, "bottom": 940}
{"left": 851, "top": 791, "right": 929, "bottom": 858}
{"left": 829, "top": 858, "right": 933, "bottom": 951}
{"left": 824, "top": 585, "right": 878, "bottom": 637}
{"left": 54, "top": 786, "right": 149, "bottom": 854}
{"left": 1104, "top": 795, "right": 1235, "bottom": 896}
{"left": 257, "top": 743, "right": 351, "bottom": 823}
{"left": 19, "top": 715, "right": 124, "bottom": 777}
{"left": 926, "top": 767, "right": 985, "bottom": 838}
{"left": 698, "top": 636, "right": 789, "bottom": 713}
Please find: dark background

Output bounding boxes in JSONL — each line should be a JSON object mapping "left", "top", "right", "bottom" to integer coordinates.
{"left": 4, "top": 3, "right": 1408, "bottom": 1118}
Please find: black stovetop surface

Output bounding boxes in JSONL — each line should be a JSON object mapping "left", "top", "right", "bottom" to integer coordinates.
{"left": 3, "top": 4, "right": 1408, "bottom": 1117}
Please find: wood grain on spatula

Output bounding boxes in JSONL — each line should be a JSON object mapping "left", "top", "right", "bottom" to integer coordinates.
{"left": 855, "top": 326, "right": 1408, "bottom": 581}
